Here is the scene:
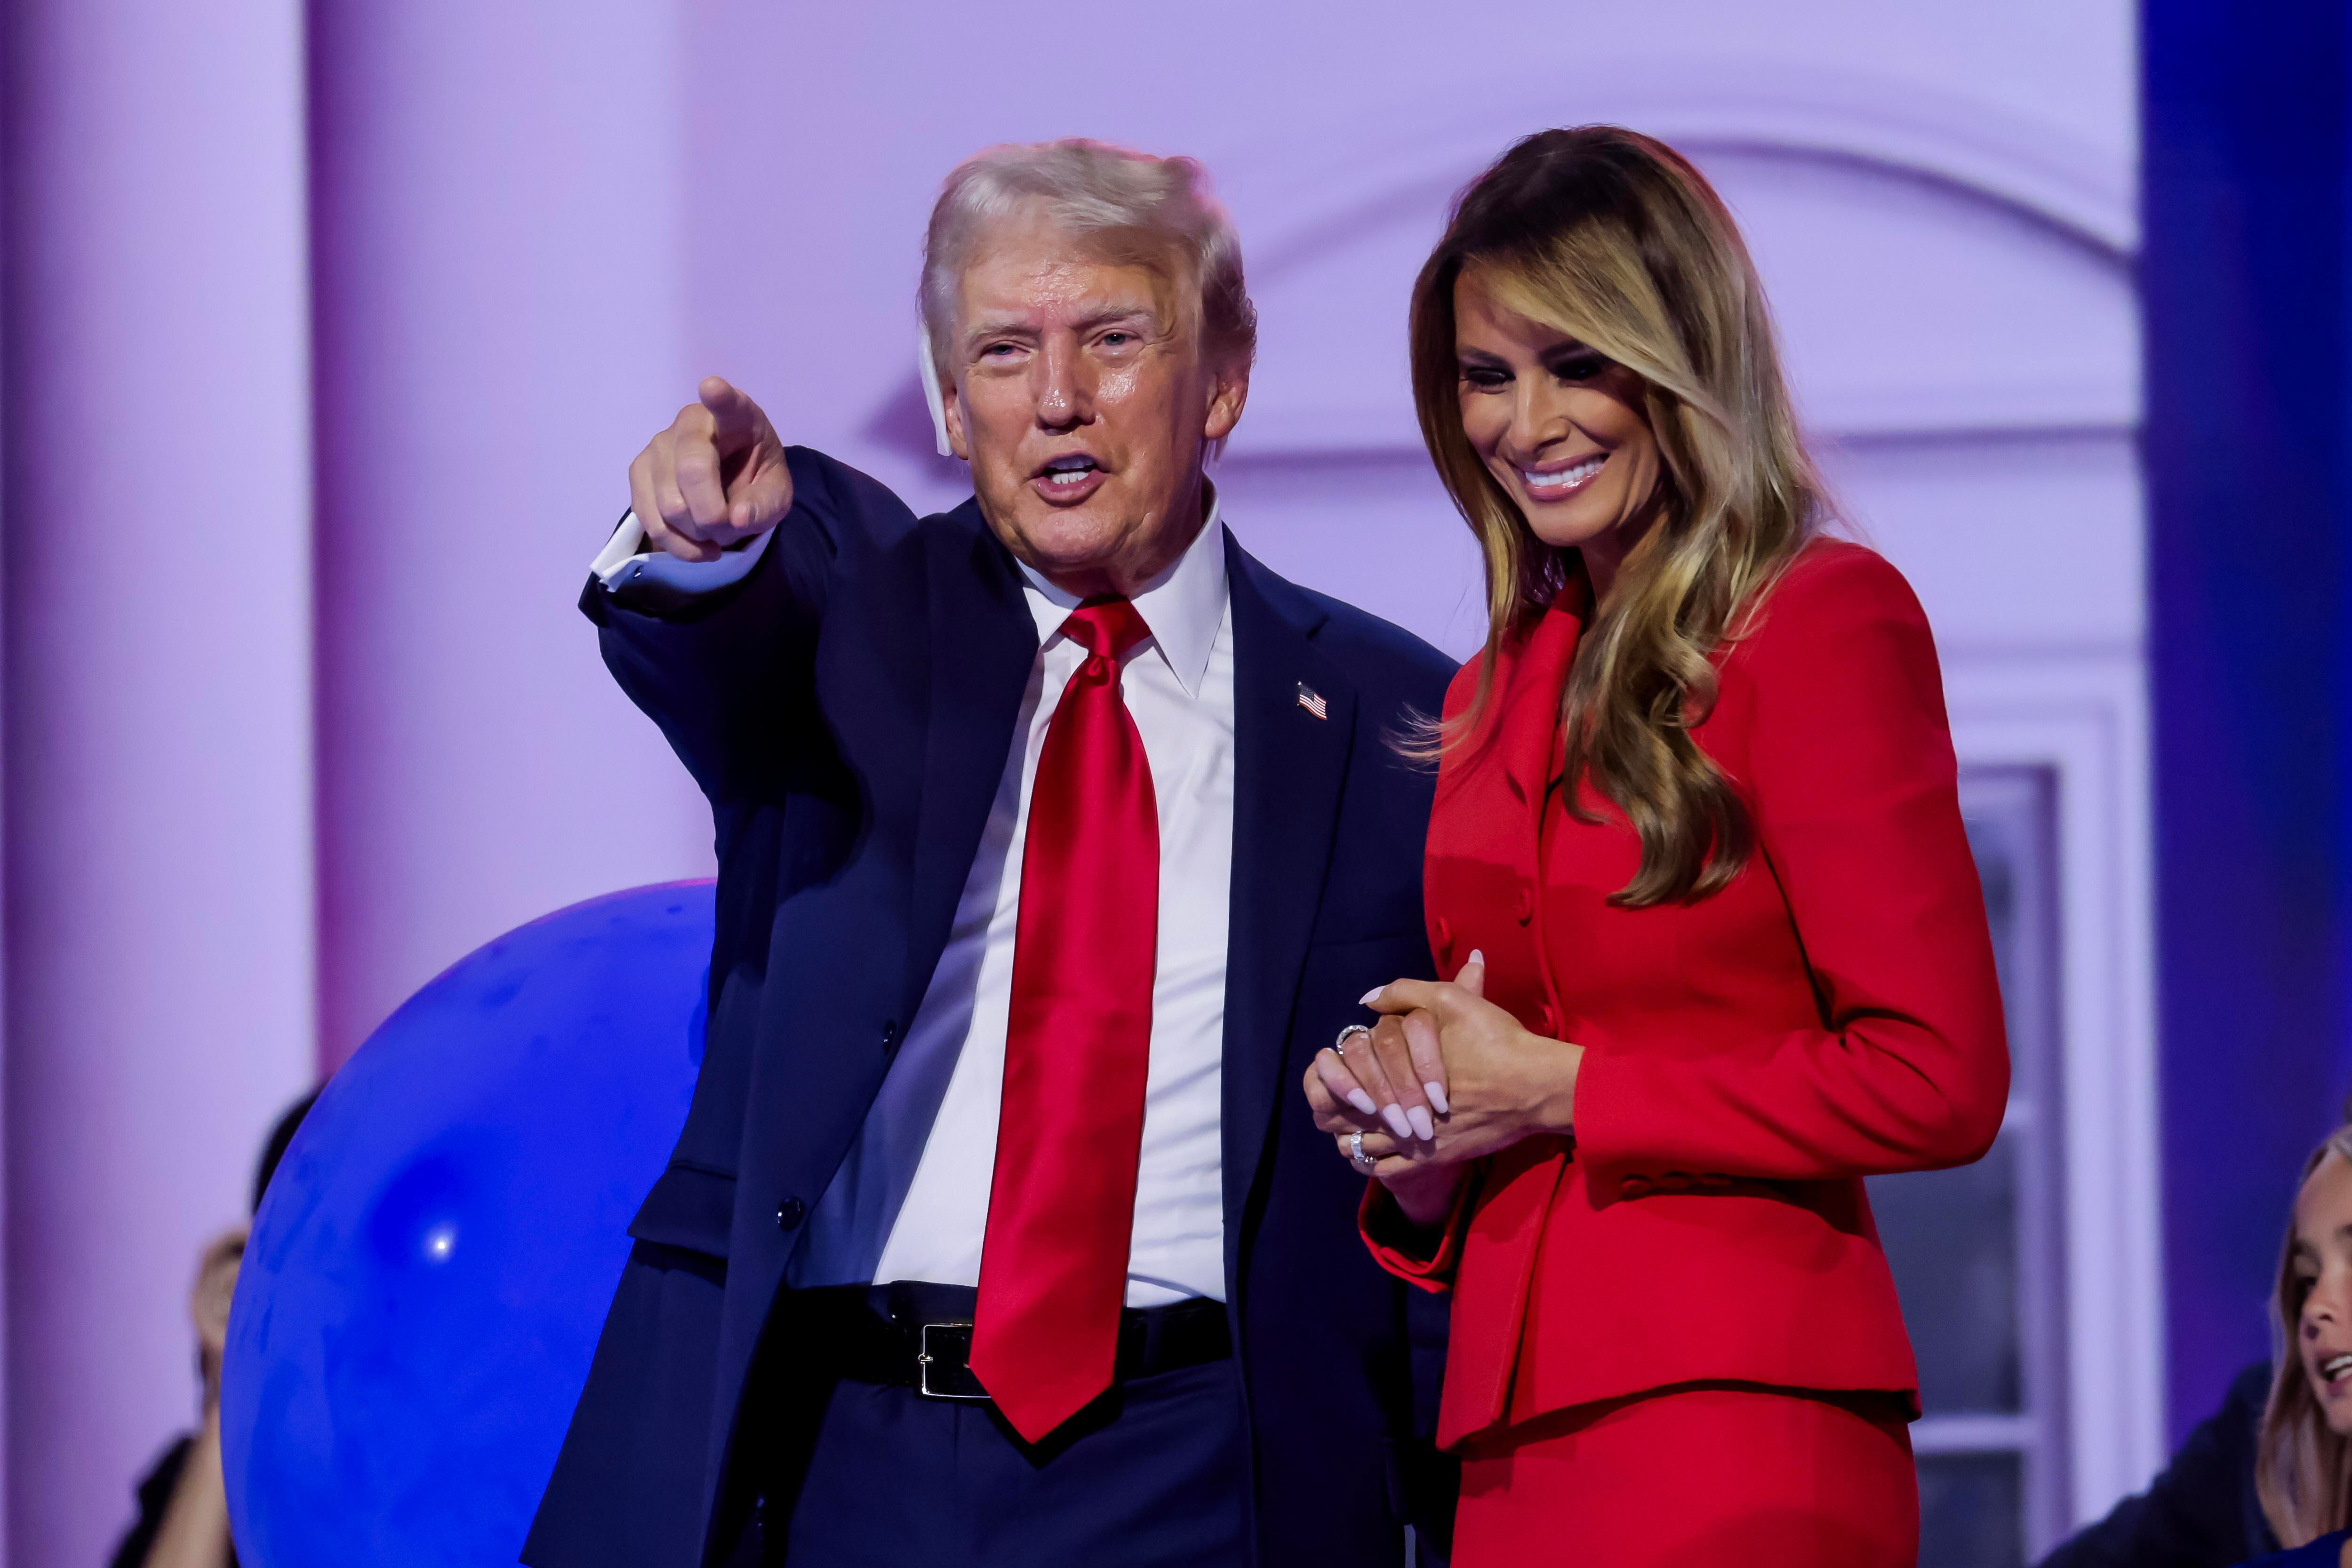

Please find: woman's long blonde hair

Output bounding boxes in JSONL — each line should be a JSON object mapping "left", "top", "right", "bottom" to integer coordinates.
{"left": 1408, "top": 127, "right": 1824, "bottom": 906}
{"left": 2258, "top": 1124, "right": 2352, "bottom": 1545}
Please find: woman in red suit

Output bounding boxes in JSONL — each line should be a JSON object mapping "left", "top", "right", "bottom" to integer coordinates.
{"left": 1304, "top": 127, "right": 2010, "bottom": 1567}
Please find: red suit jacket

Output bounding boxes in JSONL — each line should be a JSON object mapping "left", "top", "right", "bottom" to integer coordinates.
{"left": 1366, "top": 539, "right": 2010, "bottom": 1450}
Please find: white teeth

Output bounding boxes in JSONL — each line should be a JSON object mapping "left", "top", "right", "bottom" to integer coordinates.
{"left": 1047, "top": 470, "right": 1091, "bottom": 486}
{"left": 2327, "top": 1353, "right": 2352, "bottom": 1380}
{"left": 1522, "top": 455, "right": 1605, "bottom": 494}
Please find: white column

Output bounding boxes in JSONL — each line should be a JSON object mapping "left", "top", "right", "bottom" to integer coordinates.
{"left": 2, "top": 1, "right": 316, "bottom": 1562}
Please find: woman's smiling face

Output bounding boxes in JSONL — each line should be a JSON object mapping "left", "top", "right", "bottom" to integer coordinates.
{"left": 2293, "top": 1149, "right": 2352, "bottom": 1435}
{"left": 1452, "top": 264, "right": 1662, "bottom": 582}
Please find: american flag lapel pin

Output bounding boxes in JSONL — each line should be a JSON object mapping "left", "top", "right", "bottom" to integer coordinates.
{"left": 1295, "top": 682, "right": 1328, "bottom": 721}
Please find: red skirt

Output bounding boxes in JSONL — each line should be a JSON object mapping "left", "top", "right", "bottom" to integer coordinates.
{"left": 1453, "top": 1383, "right": 1919, "bottom": 1568}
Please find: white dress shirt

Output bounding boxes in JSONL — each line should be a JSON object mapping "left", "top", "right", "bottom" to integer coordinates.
{"left": 594, "top": 499, "right": 1236, "bottom": 1306}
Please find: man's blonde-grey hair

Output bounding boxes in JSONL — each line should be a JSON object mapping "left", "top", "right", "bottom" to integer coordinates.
{"left": 920, "top": 139, "right": 1257, "bottom": 377}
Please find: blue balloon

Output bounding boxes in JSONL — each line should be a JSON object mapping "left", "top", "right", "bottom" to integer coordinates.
{"left": 223, "top": 881, "right": 713, "bottom": 1567}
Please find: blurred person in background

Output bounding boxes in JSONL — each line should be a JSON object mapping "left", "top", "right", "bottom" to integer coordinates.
{"left": 108, "top": 1093, "right": 314, "bottom": 1568}
{"left": 524, "top": 138, "right": 1456, "bottom": 1568}
{"left": 2233, "top": 1121, "right": 2352, "bottom": 1566}
{"left": 2034, "top": 1358, "right": 2277, "bottom": 1567}
{"left": 1307, "top": 126, "right": 2010, "bottom": 1568}
{"left": 2034, "top": 1122, "right": 2352, "bottom": 1567}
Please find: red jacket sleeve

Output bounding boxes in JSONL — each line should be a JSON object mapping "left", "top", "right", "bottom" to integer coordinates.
{"left": 1358, "top": 1173, "right": 1477, "bottom": 1291}
{"left": 1571, "top": 547, "right": 2011, "bottom": 1181}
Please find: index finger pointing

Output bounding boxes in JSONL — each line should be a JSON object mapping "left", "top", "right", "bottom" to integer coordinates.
{"left": 698, "top": 376, "right": 762, "bottom": 440}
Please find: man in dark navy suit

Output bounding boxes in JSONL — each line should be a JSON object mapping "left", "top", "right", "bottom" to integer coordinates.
{"left": 524, "top": 139, "right": 1456, "bottom": 1568}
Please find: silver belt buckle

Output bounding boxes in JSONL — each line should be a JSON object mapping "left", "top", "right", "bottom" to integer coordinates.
{"left": 915, "top": 1321, "right": 990, "bottom": 1402}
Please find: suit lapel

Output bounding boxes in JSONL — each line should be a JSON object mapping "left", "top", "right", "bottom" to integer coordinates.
{"left": 905, "top": 501, "right": 1041, "bottom": 1017}
{"left": 1221, "top": 537, "right": 1354, "bottom": 1283}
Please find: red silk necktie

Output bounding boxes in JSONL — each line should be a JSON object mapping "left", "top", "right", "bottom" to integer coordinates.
{"left": 969, "top": 598, "right": 1160, "bottom": 1443}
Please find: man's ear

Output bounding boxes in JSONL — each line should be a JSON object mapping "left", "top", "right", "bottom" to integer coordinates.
{"left": 1203, "top": 364, "right": 1250, "bottom": 443}
{"left": 942, "top": 383, "right": 972, "bottom": 461}
{"left": 918, "top": 330, "right": 959, "bottom": 459}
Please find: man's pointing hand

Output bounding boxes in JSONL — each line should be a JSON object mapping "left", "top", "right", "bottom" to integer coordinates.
{"left": 628, "top": 376, "right": 794, "bottom": 562}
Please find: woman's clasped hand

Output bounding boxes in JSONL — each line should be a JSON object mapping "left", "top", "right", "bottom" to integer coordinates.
{"left": 1302, "top": 951, "right": 1584, "bottom": 1226}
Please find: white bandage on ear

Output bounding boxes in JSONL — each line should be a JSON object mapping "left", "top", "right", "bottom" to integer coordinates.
{"left": 918, "top": 331, "right": 954, "bottom": 458}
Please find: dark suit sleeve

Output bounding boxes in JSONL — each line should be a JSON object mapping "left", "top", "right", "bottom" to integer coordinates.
{"left": 2035, "top": 1361, "right": 2276, "bottom": 1568}
{"left": 581, "top": 446, "right": 909, "bottom": 806}
{"left": 522, "top": 1243, "right": 731, "bottom": 1568}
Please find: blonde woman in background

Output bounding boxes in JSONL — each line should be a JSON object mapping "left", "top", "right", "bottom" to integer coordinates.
{"left": 2245, "top": 1123, "right": 2352, "bottom": 1565}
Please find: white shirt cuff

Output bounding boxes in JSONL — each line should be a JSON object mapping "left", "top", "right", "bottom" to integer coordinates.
{"left": 590, "top": 510, "right": 774, "bottom": 597}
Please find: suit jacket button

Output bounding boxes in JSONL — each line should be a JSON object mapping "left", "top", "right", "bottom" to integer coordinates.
{"left": 881, "top": 1020, "right": 902, "bottom": 1050}
{"left": 775, "top": 1197, "right": 807, "bottom": 1232}
{"left": 1540, "top": 1003, "right": 1561, "bottom": 1037}
{"left": 1433, "top": 917, "right": 1453, "bottom": 952}
{"left": 1514, "top": 888, "right": 1535, "bottom": 925}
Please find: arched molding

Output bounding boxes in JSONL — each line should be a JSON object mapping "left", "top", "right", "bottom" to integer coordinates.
{"left": 1217, "top": 63, "right": 2138, "bottom": 460}
{"left": 1217, "top": 58, "right": 2135, "bottom": 277}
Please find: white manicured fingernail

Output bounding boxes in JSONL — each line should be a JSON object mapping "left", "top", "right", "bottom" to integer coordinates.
{"left": 1346, "top": 1089, "right": 1377, "bottom": 1116}
{"left": 1424, "top": 1082, "right": 1451, "bottom": 1115}
{"left": 1360, "top": 987, "right": 1383, "bottom": 1006}
{"left": 1381, "top": 1104, "right": 1412, "bottom": 1140}
{"left": 1466, "top": 950, "right": 1484, "bottom": 967}
{"left": 1406, "top": 1105, "right": 1435, "bottom": 1141}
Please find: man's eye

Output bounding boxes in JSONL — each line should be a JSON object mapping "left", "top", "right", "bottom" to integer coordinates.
{"left": 1102, "top": 331, "right": 1134, "bottom": 347}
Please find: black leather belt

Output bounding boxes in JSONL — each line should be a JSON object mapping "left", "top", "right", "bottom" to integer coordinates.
{"left": 781, "top": 1281, "right": 1231, "bottom": 1403}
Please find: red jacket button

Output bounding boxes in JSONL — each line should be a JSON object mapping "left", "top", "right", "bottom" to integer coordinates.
{"left": 1540, "top": 1003, "right": 1561, "bottom": 1037}
{"left": 1433, "top": 917, "right": 1452, "bottom": 953}
{"left": 1514, "top": 888, "right": 1535, "bottom": 925}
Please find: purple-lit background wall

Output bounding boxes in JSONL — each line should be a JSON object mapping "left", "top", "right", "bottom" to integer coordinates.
{"left": 4, "top": 3, "right": 312, "bottom": 1565}
{"left": 1, "top": 4, "right": 2169, "bottom": 1564}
